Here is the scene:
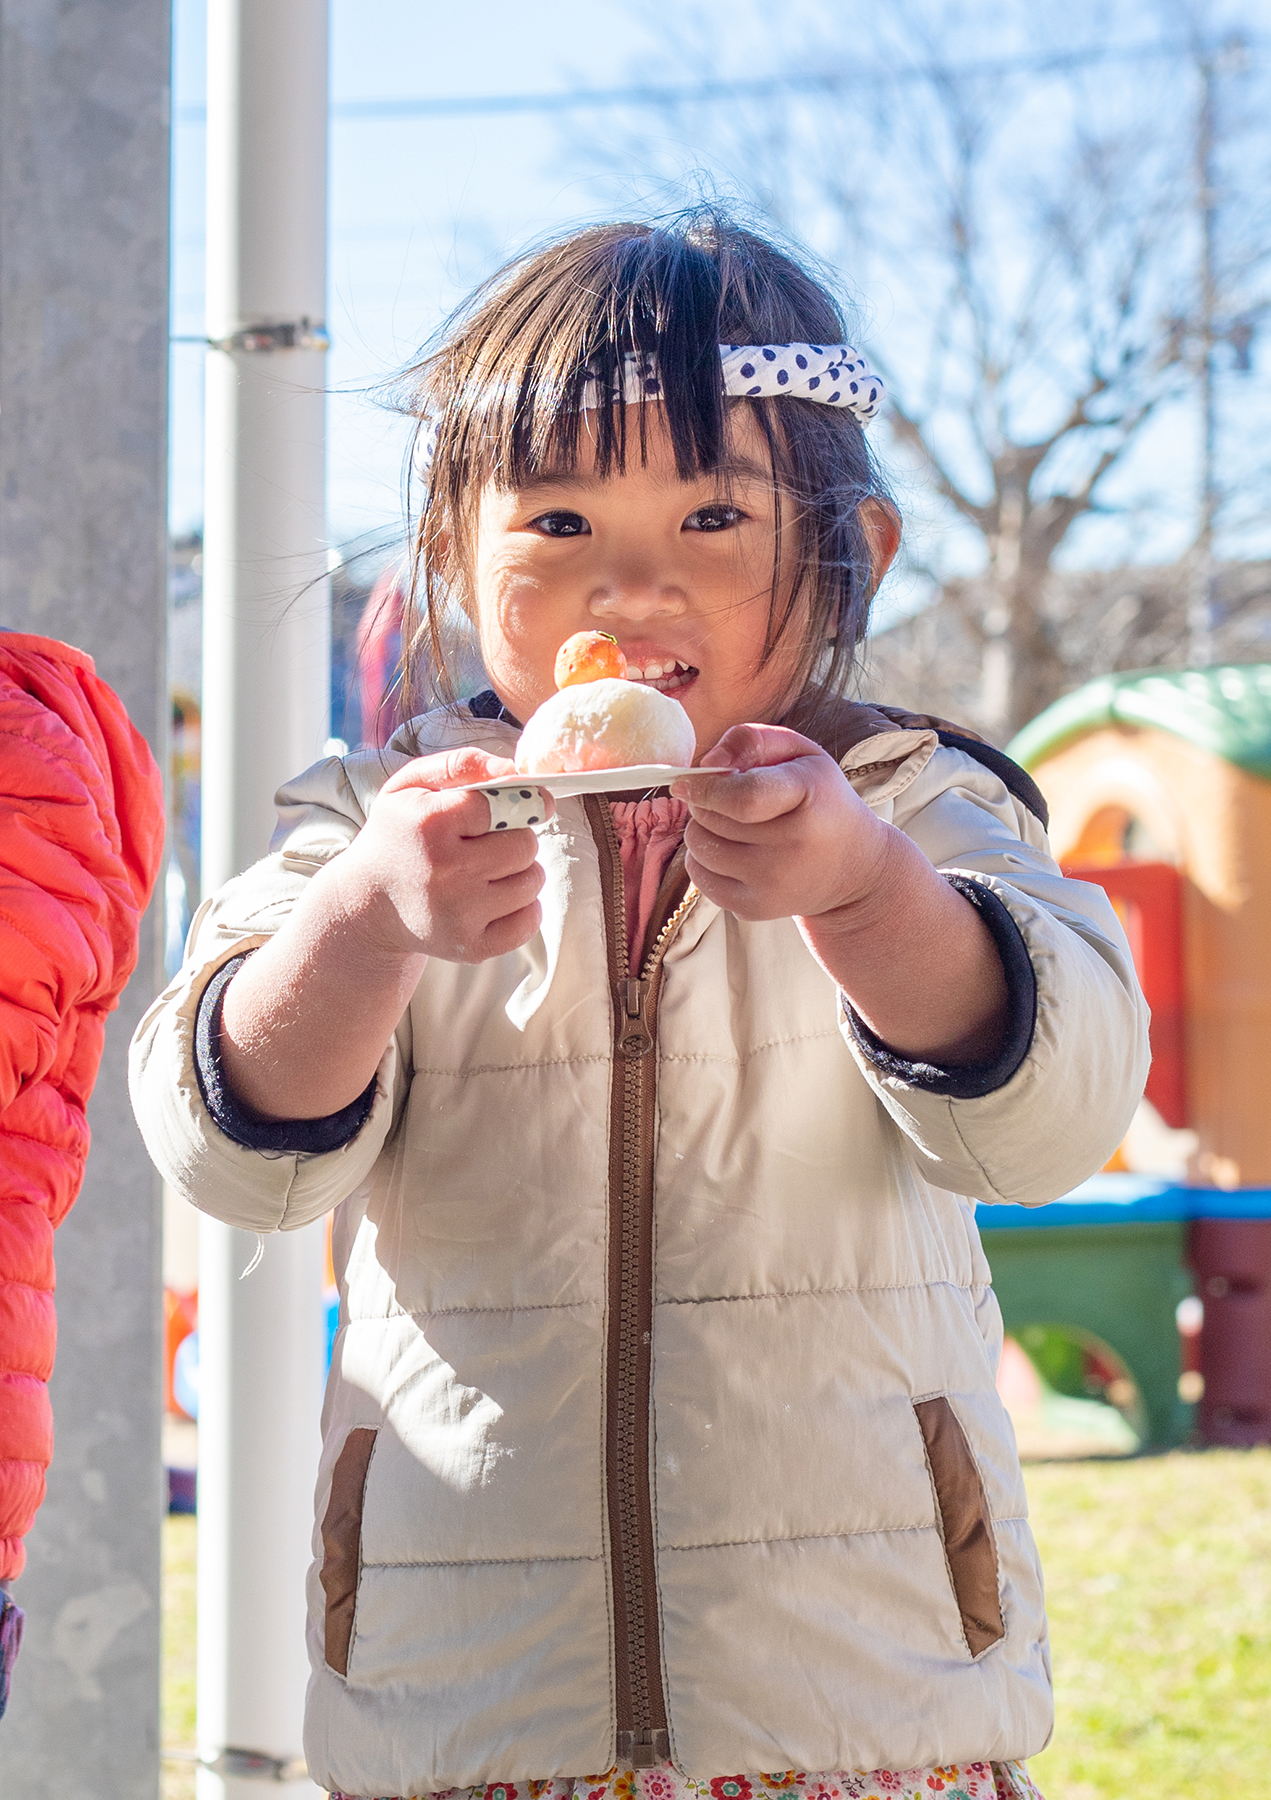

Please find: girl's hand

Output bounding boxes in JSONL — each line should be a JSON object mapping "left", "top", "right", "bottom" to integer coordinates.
{"left": 671, "top": 724, "right": 893, "bottom": 922}
{"left": 332, "top": 748, "right": 555, "bottom": 964}
{"left": 673, "top": 723, "right": 1010, "bottom": 1066}
{"left": 219, "top": 748, "right": 555, "bottom": 1122}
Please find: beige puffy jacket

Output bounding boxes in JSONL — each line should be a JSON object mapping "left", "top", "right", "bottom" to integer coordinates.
{"left": 130, "top": 702, "right": 1149, "bottom": 1798}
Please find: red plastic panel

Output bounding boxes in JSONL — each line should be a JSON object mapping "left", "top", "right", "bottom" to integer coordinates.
{"left": 1065, "top": 861, "right": 1186, "bottom": 1127}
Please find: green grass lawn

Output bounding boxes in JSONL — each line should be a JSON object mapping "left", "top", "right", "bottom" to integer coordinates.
{"left": 1025, "top": 1448, "right": 1271, "bottom": 1798}
{"left": 161, "top": 1448, "right": 1271, "bottom": 1798}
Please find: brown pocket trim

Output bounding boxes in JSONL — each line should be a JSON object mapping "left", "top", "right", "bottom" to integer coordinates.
{"left": 320, "top": 1427, "right": 377, "bottom": 1676}
{"left": 913, "top": 1396, "right": 1004, "bottom": 1657}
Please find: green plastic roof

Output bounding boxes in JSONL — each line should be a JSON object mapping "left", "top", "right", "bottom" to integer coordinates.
{"left": 1008, "top": 665, "right": 1271, "bottom": 781}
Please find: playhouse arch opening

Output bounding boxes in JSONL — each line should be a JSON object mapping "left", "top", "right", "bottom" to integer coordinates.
{"left": 1065, "top": 801, "right": 1178, "bottom": 870}
{"left": 1003, "top": 1323, "right": 1146, "bottom": 1454}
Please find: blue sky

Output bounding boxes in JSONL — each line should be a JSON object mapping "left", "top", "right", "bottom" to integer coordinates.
{"left": 170, "top": 1, "right": 1270, "bottom": 616}
{"left": 170, "top": 0, "right": 665, "bottom": 547}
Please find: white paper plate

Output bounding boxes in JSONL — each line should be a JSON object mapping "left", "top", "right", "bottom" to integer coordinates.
{"left": 462, "top": 765, "right": 730, "bottom": 801}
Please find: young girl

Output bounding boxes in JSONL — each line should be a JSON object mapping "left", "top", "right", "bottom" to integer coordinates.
{"left": 132, "top": 215, "right": 1148, "bottom": 1800}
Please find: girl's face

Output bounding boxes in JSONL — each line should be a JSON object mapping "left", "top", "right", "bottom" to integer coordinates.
{"left": 469, "top": 405, "right": 808, "bottom": 757}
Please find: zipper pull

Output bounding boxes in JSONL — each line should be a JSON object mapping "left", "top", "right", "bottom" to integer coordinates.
{"left": 617, "top": 977, "right": 654, "bottom": 1058}
{"left": 617, "top": 1728, "right": 671, "bottom": 1768}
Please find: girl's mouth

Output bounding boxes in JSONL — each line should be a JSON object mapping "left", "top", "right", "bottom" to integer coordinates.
{"left": 625, "top": 658, "right": 698, "bottom": 696}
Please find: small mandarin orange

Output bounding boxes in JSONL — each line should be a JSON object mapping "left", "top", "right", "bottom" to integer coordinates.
{"left": 553, "top": 631, "right": 627, "bottom": 689}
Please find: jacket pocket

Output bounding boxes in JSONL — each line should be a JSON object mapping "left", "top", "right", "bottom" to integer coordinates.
{"left": 913, "top": 1396, "right": 1004, "bottom": 1657}
{"left": 320, "top": 1427, "right": 377, "bottom": 1676}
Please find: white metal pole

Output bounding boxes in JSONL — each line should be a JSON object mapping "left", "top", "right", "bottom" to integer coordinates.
{"left": 200, "top": 1, "right": 330, "bottom": 1793}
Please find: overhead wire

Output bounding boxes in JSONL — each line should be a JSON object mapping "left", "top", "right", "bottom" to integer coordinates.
{"left": 174, "top": 35, "right": 1266, "bottom": 128}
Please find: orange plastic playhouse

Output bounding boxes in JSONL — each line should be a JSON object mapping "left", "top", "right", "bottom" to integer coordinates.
{"left": 1008, "top": 665, "right": 1271, "bottom": 1445}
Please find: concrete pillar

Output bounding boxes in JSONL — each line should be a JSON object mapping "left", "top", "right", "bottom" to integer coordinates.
{"left": 0, "top": 2, "right": 170, "bottom": 1795}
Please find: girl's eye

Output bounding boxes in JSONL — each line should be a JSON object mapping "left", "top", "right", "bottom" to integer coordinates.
{"left": 684, "top": 504, "right": 745, "bottom": 533}
{"left": 528, "top": 510, "right": 590, "bottom": 538}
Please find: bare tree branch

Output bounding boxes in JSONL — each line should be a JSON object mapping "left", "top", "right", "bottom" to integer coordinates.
{"left": 562, "top": 0, "right": 1271, "bottom": 737}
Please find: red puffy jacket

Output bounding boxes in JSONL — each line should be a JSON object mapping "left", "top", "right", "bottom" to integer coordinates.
{"left": 0, "top": 634, "right": 164, "bottom": 1582}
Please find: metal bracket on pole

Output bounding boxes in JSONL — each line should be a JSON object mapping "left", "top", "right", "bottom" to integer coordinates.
{"left": 215, "top": 317, "right": 330, "bottom": 352}
{"left": 165, "top": 1746, "right": 311, "bottom": 1782}
{"left": 171, "top": 318, "right": 330, "bottom": 352}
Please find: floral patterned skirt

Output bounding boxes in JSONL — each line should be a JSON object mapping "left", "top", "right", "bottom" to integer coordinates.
{"left": 332, "top": 1756, "right": 1045, "bottom": 1800}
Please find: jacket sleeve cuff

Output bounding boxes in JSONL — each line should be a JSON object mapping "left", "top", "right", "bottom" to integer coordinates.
{"left": 843, "top": 876, "right": 1037, "bottom": 1101}
{"left": 194, "top": 952, "right": 377, "bottom": 1154}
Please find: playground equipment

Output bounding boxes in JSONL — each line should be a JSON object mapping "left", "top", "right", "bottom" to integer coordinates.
{"left": 977, "top": 1183, "right": 1193, "bottom": 1448}
{"left": 1008, "top": 665, "right": 1271, "bottom": 1447}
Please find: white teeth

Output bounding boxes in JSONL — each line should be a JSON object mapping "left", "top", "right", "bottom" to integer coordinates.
{"left": 628, "top": 659, "right": 692, "bottom": 684}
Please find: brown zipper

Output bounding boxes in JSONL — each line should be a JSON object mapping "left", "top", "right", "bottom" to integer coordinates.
{"left": 585, "top": 794, "right": 696, "bottom": 1771}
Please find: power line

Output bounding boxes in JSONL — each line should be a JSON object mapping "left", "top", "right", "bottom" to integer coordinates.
{"left": 174, "top": 35, "right": 1262, "bottom": 127}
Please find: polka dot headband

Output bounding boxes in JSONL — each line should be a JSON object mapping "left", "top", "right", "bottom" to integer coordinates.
{"left": 585, "top": 344, "right": 885, "bottom": 423}
{"left": 415, "top": 342, "right": 885, "bottom": 480}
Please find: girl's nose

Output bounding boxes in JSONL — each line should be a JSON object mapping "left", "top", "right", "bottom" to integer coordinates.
{"left": 587, "top": 577, "right": 686, "bottom": 622}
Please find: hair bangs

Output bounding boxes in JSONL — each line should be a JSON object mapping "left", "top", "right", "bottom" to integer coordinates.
{"left": 421, "top": 225, "right": 741, "bottom": 494}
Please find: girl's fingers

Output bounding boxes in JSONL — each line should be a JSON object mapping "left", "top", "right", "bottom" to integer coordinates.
{"left": 485, "top": 857, "right": 546, "bottom": 916}
{"left": 394, "top": 784, "right": 531, "bottom": 849}
{"left": 457, "top": 823, "right": 543, "bottom": 878}
{"left": 382, "top": 747, "right": 557, "bottom": 828}
{"left": 672, "top": 724, "right": 823, "bottom": 810}
{"left": 383, "top": 746, "right": 517, "bottom": 793}
{"left": 681, "top": 854, "right": 757, "bottom": 916}
{"left": 683, "top": 814, "right": 754, "bottom": 858}
{"left": 684, "top": 817, "right": 766, "bottom": 874}
{"left": 675, "top": 757, "right": 818, "bottom": 827}
{"left": 477, "top": 899, "right": 545, "bottom": 960}
{"left": 431, "top": 786, "right": 519, "bottom": 840}
{"left": 699, "top": 722, "right": 822, "bottom": 771}
{"left": 680, "top": 800, "right": 795, "bottom": 844}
